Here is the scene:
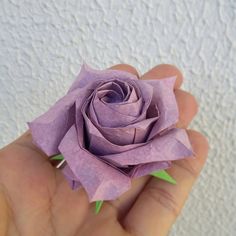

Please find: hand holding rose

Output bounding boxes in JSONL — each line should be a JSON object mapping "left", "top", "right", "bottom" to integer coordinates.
{"left": 0, "top": 64, "right": 208, "bottom": 236}
{"left": 29, "top": 63, "right": 193, "bottom": 202}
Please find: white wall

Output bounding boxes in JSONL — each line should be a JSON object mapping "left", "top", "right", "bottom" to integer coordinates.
{"left": 0, "top": 0, "right": 235, "bottom": 235}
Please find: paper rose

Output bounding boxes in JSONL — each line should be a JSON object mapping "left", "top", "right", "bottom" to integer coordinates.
{"left": 28, "top": 64, "right": 193, "bottom": 202}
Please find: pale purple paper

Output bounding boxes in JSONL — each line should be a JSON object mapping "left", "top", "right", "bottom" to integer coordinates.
{"left": 28, "top": 64, "right": 193, "bottom": 202}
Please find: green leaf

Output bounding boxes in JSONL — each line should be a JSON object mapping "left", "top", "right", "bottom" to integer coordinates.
{"left": 51, "top": 154, "right": 64, "bottom": 161}
{"left": 151, "top": 170, "right": 176, "bottom": 184}
{"left": 95, "top": 201, "right": 103, "bottom": 214}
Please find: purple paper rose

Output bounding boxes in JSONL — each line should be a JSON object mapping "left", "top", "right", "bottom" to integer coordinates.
{"left": 29, "top": 64, "right": 193, "bottom": 201}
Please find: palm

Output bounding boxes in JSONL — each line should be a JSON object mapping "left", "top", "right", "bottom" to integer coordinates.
{"left": 0, "top": 132, "right": 95, "bottom": 236}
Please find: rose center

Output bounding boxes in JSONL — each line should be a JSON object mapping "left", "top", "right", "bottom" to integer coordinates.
{"left": 96, "top": 80, "right": 132, "bottom": 104}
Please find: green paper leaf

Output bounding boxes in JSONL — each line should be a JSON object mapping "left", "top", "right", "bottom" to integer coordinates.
{"left": 51, "top": 154, "right": 64, "bottom": 161}
{"left": 95, "top": 201, "right": 103, "bottom": 214}
{"left": 151, "top": 170, "right": 176, "bottom": 184}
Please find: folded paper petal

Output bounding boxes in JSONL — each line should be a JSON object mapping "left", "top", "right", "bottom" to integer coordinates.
{"left": 131, "top": 161, "right": 171, "bottom": 178}
{"left": 62, "top": 164, "right": 77, "bottom": 180}
{"left": 105, "top": 97, "right": 143, "bottom": 117}
{"left": 97, "top": 80, "right": 138, "bottom": 103}
{"left": 146, "top": 77, "right": 179, "bottom": 140}
{"left": 87, "top": 78, "right": 153, "bottom": 127}
{"left": 83, "top": 105, "right": 145, "bottom": 154}
{"left": 68, "top": 64, "right": 139, "bottom": 92}
{"left": 28, "top": 64, "right": 194, "bottom": 204}
{"left": 58, "top": 125, "right": 131, "bottom": 201}
{"left": 28, "top": 88, "right": 83, "bottom": 156}
{"left": 86, "top": 116, "right": 158, "bottom": 147}
{"left": 62, "top": 165, "right": 82, "bottom": 190}
{"left": 92, "top": 95, "right": 138, "bottom": 127}
{"left": 80, "top": 81, "right": 157, "bottom": 146}
{"left": 97, "top": 117, "right": 158, "bottom": 145}
{"left": 82, "top": 101, "right": 159, "bottom": 154}
{"left": 93, "top": 80, "right": 142, "bottom": 119}
{"left": 101, "top": 128, "right": 193, "bottom": 165}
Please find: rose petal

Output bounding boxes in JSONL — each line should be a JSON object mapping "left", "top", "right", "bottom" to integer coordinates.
{"left": 98, "top": 80, "right": 138, "bottom": 103}
{"left": 131, "top": 161, "right": 171, "bottom": 178}
{"left": 87, "top": 78, "right": 153, "bottom": 127}
{"left": 145, "top": 77, "right": 179, "bottom": 140}
{"left": 82, "top": 97, "right": 158, "bottom": 151}
{"left": 104, "top": 97, "right": 143, "bottom": 117}
{"left": 98, "top": 117, "right": 158, "bottom": 145}
{"left": 124, "top": 86, "right": 138, "bottom": 102}
{"left": 92, "top": 95, "right": 138, "bottom": 127}
{"left": 58, "top": 125, "right": 131, "bottom": 201}
{"left": 97, "top": 80, "right": 128, "bottom": 102}
{"left": 101, "top": 128, "right": 193, "bottom": 165}
{"left": 89, "top": 79, "right": 146, "bottom": 127}
{"left": 132, "top": 79, "right": 154, "bottom": 121}
{"left": 98, "top": 90, "right": 123, "bottom": 103}
{"left": 84, "top": 80, "right": 155, "bottom": 145}
{"left": 82, "top": 103, "right": 145, "bottom": 153}
{"left": 68, "top": 64, "right": 138, "bottom": 92}
{"left": 62, "top": 165, "right": 82, "bottom": 190}
{"left": 96, "top": 81, "right": 142, "bottom": 117}
{"left": 62, "top": 164, "right": 78, "bottom": 180}
{"left": 97, "top": 81, "right": 128, "bottom": 103}
{"left": 28, "top": 88, "right": 85, "bottom": 156}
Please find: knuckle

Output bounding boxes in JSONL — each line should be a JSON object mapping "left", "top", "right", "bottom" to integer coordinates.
{"left": 144, "top": 185, "right": 180, "bottom": 218}
{"left": 174, "top": 161, "right": 200, "bottom": 179}
{"left": 175, "top": 90, "right": 199, "bottom": 129}
{"left": 187, "top": 130, "right": 209, "bottom": 155}
{"left": 177, "top": 90, "right": 199, "bottom": 114}
{"left": 189, "top": 93, "right": 199, "bottom": 115}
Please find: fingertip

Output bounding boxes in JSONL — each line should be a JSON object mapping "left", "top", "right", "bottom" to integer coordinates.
{"left": 141, "top": 64, "right": 183, "bottom": 88}
{"left": 175, "top": 90, "right": 199, "bottom": 128}
{"left": 187, "top": 130, "right": 209, "bottom": 163}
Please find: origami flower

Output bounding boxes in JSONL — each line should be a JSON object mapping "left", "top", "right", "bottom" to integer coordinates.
{"left": 29, "top": 64, "right": 193, "bottom": 202}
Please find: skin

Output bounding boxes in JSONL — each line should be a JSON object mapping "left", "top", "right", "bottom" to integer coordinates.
{"left": 0, "top": 64, "right": 209, "bottom": 236}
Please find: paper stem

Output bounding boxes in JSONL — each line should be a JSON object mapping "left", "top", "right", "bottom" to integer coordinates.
{"left": 95, "top": 201, "right": 103, "bottom": 214}
{"left": 151, "top": 170, "right": 176, "bottom": 184}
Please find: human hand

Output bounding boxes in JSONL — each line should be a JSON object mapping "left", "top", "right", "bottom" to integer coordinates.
{"left": 0, "top": 64, "right": 208, "bottom": 236}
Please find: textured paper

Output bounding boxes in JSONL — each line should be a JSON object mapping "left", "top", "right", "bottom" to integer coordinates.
{"left": 29, "top": 64, "right": 193, "bottom": 202}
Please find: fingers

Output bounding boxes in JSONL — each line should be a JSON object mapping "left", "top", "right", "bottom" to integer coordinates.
{"left": 175, "top": 90, "right": 198, "bottom": 128}
{"left": 141, "top": 64, "right": 183, "bottom": 88}
{"left": 123, "top": 130, "right": 209, "bottom": 236}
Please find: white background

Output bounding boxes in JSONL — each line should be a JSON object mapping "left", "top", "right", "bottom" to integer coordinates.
{"left": 0, "top": 0, "right": 235, "bottom": 235}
